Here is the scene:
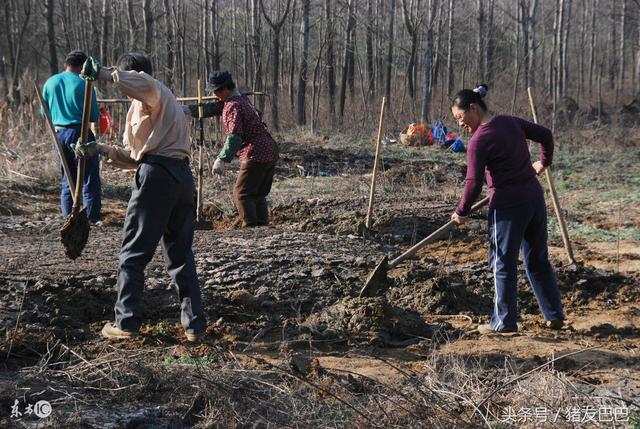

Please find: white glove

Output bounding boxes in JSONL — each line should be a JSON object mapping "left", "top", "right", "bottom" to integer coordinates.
{"left": 212, "top": 158, "right": 226, "bottom": 175}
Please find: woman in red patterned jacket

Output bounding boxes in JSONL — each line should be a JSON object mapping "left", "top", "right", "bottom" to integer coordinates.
{"left": 209, "top": 71, "right": 279, "bottom": 227}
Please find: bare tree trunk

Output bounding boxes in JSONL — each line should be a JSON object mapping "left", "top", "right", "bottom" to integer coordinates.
{"left": 126, "top": 0, "right": 137, "bottom": 50}
{"left": 401, "top": 0, "right": 421, "bottom": 100}
{"left": 348, "top": 23, "right": 356, "bottom": 99}
{"left": 203, "top": 0, "right": 210, "bottom": 76}
{"left": 636, "top": 3, "right": 640, "bottom": 93}
{"left": 261, "top": 0, "right": 292, "bottom": 130}
{"left": 484, "top": 0, "right": 495, "bottom": 82}
{"left": 231, "top": 0, "right": 238, "bottom": 78}
{"left": 100, "top": 0, "right": 111, "bottom": 64}
{"left": 244, "top": 0, "right": 251, "bottom": 85}
{"left": 588, "top": 0, "right": 598, "bottom": 95}
{"left": 143, "top": 0, "right": 154, "bottom": 53}
{"left": 325, "top": 0, "right": 336, "bottom": 119}
{"left": 618, "top": 0, "right": 626, "bottom": 95}
{"left": 7, "top": 0, "right": 32, "bottom": 104}
{"left": 476, "top": 0, "right": 485, "bottom": 81}
{"left": 366, "top": 0, "right": 374, "bottom": 99}
{"left": 431, "top": 0, "right": 443, "bottom": 89}
{"left": 297, "top": 0, "right": 310, "bottom": 125}
{"left": 446, "top": 0, "right": 454, "bottom": 96}
{"left": 561, "top": 0, "right": 571, "bottom": 97}
{"left": 251, "top": 0, "right": 264, "bottom": 111}
{"left": 288, "top": 1, "right": 297, "bottom": 111}
{"left": 163, "top": 0, "right": 175, "bottom": 90}
{"left": 339, "top": 0, "right": 355, "bottom": 119}
{"left": 608, "top": 0, "right": 616, "bottom": 90}
{"left": 384, "top": 0, "right": 396, "bottom": 109}
{"left": 578, "top": 3, "right": 586, "bottom": 103}
{"left": 45, "top": 0, "right": 58, "bottom": 74}
{"left": 311, "top": 21, "right": 326, "bottom": 133}
{"left": 421, "top": 0, "right": 437, "bottom": 123}
{"left": 527, "top": 0, "right": 538, "bottom": 89}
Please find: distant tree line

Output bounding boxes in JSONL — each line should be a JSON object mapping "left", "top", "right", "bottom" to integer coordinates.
{"left": 1, "top": 0, "right": 638, "bottom": 131}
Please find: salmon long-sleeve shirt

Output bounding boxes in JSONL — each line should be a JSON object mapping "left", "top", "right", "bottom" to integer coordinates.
{"left": 455, "top": 115, "right": 554, "bottom": 217}
{"left": 104, "top": 70, "right": 190, "bottom": 169}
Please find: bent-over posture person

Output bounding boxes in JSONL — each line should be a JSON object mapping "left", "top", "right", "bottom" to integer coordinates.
{"left": 77, "top": 53, "right": 206, "bottom": 342}
{"left": 209, "top": 71, "right": 279, "bottom": 227}
{"left": 450, "top": 84, "right": 564, "bottom": 334}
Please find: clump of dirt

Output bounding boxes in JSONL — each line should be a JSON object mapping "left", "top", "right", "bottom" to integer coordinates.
{"left": 303, "top": 296, "right": 435, "bottom": 347}
{"left": 386, "top": 261, "right": 639, "bottom": 318}
{"left": 271, "top": 198, "right": 366, "bottom": 236}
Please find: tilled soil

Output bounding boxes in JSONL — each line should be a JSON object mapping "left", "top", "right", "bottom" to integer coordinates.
{"left": 1, "top": 141, "right": 639, "bottom": 428}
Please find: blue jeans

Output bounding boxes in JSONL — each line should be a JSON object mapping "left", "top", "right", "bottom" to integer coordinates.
{"left": 114, "top": 155, "right": 205, "bottom": 335}
{"left": 55, "top": 126, "right": 101, "bottom": 222}
{"left": 488, "top": 196, "right": 564, "bottom": 331}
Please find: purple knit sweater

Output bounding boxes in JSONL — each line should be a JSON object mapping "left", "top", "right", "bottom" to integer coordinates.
{"left": 455, "top": 115, "right": 554, "bottom": 216}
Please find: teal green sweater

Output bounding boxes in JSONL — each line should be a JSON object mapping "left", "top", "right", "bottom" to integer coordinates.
{"left": 42, "top": 71, "right": 99, "bottom": 125}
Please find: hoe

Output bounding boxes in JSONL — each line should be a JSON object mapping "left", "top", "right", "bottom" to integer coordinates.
{"left": 360, "top": 196, "right": 489, "bottom": 297}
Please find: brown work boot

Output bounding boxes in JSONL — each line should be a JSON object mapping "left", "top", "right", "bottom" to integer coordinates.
{"left": 101, "top": 322, "right": 138, "bottom": 340}
{"left": 477, "top": 323, "right": 518, "bottom": 335}
{"left": 184, "top": 331, "right": 203, "bottom": 343}
{"left": 545, "top": 319, "right": 564, "bottom": 330}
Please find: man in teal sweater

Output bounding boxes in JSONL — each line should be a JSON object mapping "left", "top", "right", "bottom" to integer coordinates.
{"left": 42, "top": 50, "right": 101, "bottom": 222}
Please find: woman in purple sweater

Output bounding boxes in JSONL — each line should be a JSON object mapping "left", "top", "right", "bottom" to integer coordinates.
{"left": 450, "top": 84, "right": 564, "bottom": 334}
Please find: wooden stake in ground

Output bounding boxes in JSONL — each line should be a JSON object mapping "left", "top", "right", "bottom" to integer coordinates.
{"left": 34, "top": 82, "right": 76, "bottom": 202}
{"left": 527, "top": 87, "right": 576, "bottom": 265}
{"left": 196, "top": 79, "right": 205, "bottom": 223}
{"left": 365, "top": 97, "right": 387, "bottom": 229}
{"left": 60, "top": 80, "right": 93, "bottom": 260}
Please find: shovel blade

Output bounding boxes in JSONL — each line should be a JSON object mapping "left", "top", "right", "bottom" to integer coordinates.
{"left": 60, "top": 208, "right": 90, "bottom": 260}
{"left": 359, "top": 256, "right": 389, "bottom": 298}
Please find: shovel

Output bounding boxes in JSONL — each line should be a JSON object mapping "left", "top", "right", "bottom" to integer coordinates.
{"left": 60, "top": 80, "right": 93, "bottom": 260}
{"left": 359, "top": 196, "right": 489, "bottom": 297}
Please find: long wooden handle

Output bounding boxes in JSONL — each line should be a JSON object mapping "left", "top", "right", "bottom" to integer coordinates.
{"left": 196, "top": 79, "right": 205, "bottom": 222}
{"left": 72, "top": 80, "right": 93, "bottom": 215}
{"left": 365, "top": 97, "right": 387, "bottom": 229}
{"left": 389, "top": 196, "right": 490, "bottom": 267}
{"left": 34, "top": 82, "right": 76, "bottom": 202}
{"left": 527, "top": 87, "right": 576, "bottom": 265}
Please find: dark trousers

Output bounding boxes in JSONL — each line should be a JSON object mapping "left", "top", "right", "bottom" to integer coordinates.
{"left": 115, "top": 156, "right": 206, "bottom": 334}
{"left": 55, "top": 126, "right": 101, "bottom": 222}
{"left": 234, "top": 160, "right": 276, "bottom": 227}
{"left": 488, "top": 196, "right": 564, "bottom": 331}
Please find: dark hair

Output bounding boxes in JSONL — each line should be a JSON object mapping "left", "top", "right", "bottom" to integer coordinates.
{"left": 65, "top": 50, "right": 87, "bottom": 68}
{"left": 222, "top": 81, "right": 236, "bottom": 91}
{"left": 116, "top": 53, "right": 153, "bottom": 76}
{"left": 452, "top": 84, "right": 489, "bottom": 111}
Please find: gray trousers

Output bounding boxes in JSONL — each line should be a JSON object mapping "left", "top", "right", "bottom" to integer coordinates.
{"left": 115, "top": 155, "right": 206, "bottom": 335}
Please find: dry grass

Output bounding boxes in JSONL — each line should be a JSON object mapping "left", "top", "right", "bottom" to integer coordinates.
{"left": 2, "top": 333, "right": 635, "bottom": 428}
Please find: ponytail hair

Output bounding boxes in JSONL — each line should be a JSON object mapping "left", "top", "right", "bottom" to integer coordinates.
{"left": 452, "top": 84, "right": 489, "bottom": 112}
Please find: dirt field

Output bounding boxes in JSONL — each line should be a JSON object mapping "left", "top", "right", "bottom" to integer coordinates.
{"left": 1, "top": 132, "right": 639, "bottom": 428}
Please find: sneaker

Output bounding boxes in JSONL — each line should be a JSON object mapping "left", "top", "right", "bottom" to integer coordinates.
{"left": 477, "top": 323, "right": 518, "bottom": 335}
{"left": 545, "top": 319, "right": 564, "bottom": 330}
{"left": 185, "top": 331, "right": 203, "bottom": 343}
{"left": 101, "top": 322, "right": 138, "bottom": 340}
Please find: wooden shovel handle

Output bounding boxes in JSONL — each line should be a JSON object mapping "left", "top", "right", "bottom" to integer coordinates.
{"left": 72, "top": 80, "right": 93, "bottom": 215}
{"left": 196, "top": 79, "right": 205, "bottom": 222}
{"left": 389, "top": 196, "right": 490, "bottom": 267}
{"left": 527, "top": 87, "right": 576, "bottom": 265}
{"left": 34, "top": 82, "right": 76, "bottom": 202}
{"left": 365, "top": 96, "right": 387, "bottom": 229}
